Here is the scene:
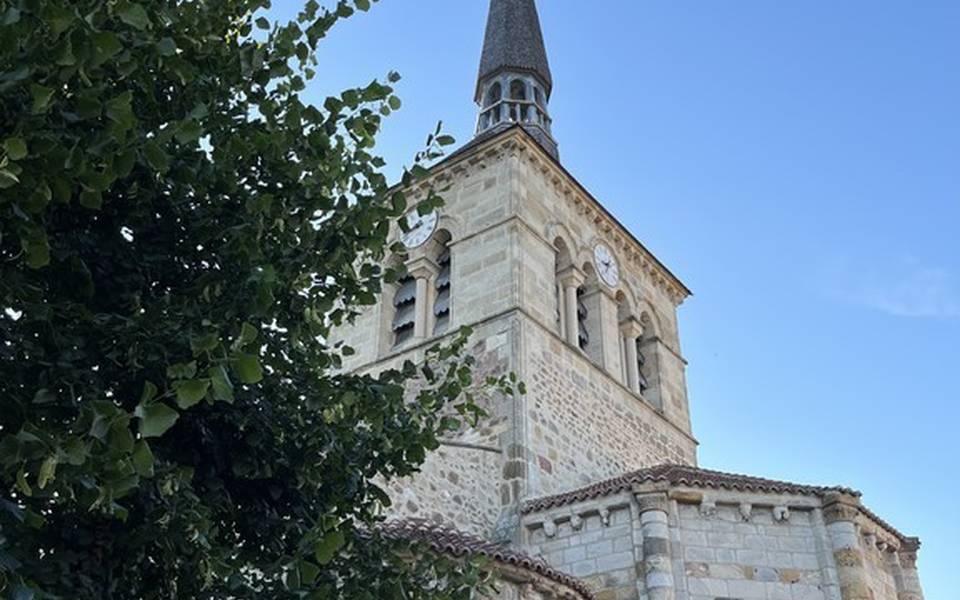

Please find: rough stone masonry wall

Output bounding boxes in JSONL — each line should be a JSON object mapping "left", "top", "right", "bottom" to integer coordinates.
{"left": 371, "top": 316, "right": 519, "bottom": 538}
{"left": 521, "top": 315, "right": 697, "bottom": 499}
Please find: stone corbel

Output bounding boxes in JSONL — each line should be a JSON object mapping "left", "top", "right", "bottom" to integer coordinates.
{"left": 599, "top": 507, "right": 611, "bottom": 527}
{"left": 739, "top": 502, "right": 753, "bottom": 522}
{"left": 699, "top": 496, "right": 717, "bottom": 518}
{"left": 773, "top": 505, "right": 791, "bottom": 523}
{"left": 569, "top": 513, "right": 584, "bottom": 531}
{"left": 542, "top": 519, "right": 557, "bottom": 539}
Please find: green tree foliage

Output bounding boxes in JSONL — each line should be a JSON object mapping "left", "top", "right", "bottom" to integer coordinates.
{"left": 0, "top": 1, "right": 515, "bottom": 597}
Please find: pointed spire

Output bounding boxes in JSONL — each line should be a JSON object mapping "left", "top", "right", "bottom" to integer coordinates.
{"left": 474, "top": 0, "right": 558, "bottom": 159}
{"left": 476, "top": 0, "right": 553, "bottom": 101}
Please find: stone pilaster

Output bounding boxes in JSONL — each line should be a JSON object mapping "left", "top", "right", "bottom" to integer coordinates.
{"left": 822, "top": 492, "right": 871, "bottom": 600}
{"left": 634, "top": 492, "right": 675, "bottom": 600}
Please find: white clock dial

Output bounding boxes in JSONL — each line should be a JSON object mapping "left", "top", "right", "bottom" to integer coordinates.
{"left": 400, "top": 210, "right": 438, "bottom": 249}
{"left": 594, "top": 243, "right": 620, "bottom": 288}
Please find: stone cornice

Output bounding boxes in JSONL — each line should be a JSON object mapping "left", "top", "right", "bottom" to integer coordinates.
{"left": 406, "top": 126, "right": 693, "bottom": 307}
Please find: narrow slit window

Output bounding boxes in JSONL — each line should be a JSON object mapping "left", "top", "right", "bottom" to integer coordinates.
{"left": 434, "top": 247, "right": 452, "bottom": 335}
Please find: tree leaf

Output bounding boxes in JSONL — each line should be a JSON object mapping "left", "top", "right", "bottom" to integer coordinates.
{"left": 37, "top": 455, "right": 58, "bottom": 489}
{"left": 156, "top": 37, "right": 176, "bottom": 56}
{"left": 174, "top": 379, "right": 210, "bottom": 409}
{"left": 29, "top": 84, "right": 54, "bottom": 114}
{"left": 15, "top": 469, "right": 32, "bottom": 496}
{"left": 208, "top": 365, "right": 234, "bottom": 403}
{"left": 136, "top": 403, "right": 179, "bottom": 438}
{"left": 0, "top": 169, "right": 19, "bottom": 188}
{"left": 143, "top": 140, "right": 170, "bottom": 171}
{"left": 174, "top": 119, "right": 202, "bottom": 144}
{"left": 233, "top": 354, "right": 263, "bottom": 384}
{"left": 90, "top": 32, "right": 123, "bottom": 67}
{"left": 78, "top": 189, "right": 103, "bottom": 210}
{"left": 20, "top": 228, "right": 50, "bottom": 269}
{"left": 167, "top": 361, "right": 197, "bottom": 380}
{"left": 117, "top": 2, "right": 151, "bottom": 30}
{"left": 105, "top": 92, "right": 135, "bottom": 129}
{"left": 131, "top": 441, "right": 155, "bottom": 477}
{"left": 3, "top": 137, "right": 27, "bottom": 160}
{"left": 235, "top": 322, "right": 258, "bottom": 349}
{"left": 314, "top": 530, "right": 345, "bottom": 565}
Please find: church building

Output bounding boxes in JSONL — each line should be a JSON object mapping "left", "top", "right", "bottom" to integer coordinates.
{"left": 332, "top": 1, "right": 926, "bottom": 599}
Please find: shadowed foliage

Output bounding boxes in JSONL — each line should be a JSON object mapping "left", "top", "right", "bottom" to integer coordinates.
{"left": 0, "top": 1, "right": 516, "bottom": 597}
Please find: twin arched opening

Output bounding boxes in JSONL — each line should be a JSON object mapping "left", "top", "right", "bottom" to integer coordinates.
{"left": 387, "top": 229, "right": 454, "bottom": 351}
{"left": 552, "top": 235, "right": 664, "bottom": 408}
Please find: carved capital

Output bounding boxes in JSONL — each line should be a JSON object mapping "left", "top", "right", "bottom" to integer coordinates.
{"left": 898, "top": 537, "right": 921, "bottom": 570}
{"left": 406, "top": 256, "right": 439, "bottom": 280}
{"left": 634, "top": 492, "right": 669, "bottom": 515}
{"left": 619, "top": 316, "right": 644, "bottom": 339}
{"left": 822, "top": 492, "right": 862, "bottom": 524}
{"left": 557, "top": 265, "right": 586, "bottom": 289}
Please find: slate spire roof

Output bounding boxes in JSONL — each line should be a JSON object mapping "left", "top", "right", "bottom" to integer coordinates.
{"left": 476, "top": 0, "right": 553, "bottom": 100}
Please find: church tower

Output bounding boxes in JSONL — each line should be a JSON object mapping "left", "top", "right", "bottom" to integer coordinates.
{"left": 331, "top": 3, "right": 925, "bottom": 599}
{"left": 332, "top": 0, "right": 697, "bottom": 538}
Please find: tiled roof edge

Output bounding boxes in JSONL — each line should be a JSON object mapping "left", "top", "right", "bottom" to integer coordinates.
{"left": 379, "top": 519, "right": 595, "bottom": 599}
{"left": 520, "top": 464, "right": 858, "bottom": 514}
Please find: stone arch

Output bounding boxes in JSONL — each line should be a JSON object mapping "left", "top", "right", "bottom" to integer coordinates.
{"left": 637, "top": 299, "right": 663, "bottom": 340}
{"left": 545, "top": 221, "right": 578, "bottom": 259}
{"left": 436, "top": 213, "right": 464, "bottom": 244}
{"left": 484, "top": 81, "right": 502, "bottom": 108}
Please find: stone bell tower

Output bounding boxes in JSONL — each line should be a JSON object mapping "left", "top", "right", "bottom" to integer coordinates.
{"left": 331, "top": 3, "right": 927, "bottom": 598}
{"left": 331, "top": 0, "right": 697, "bottom": 539}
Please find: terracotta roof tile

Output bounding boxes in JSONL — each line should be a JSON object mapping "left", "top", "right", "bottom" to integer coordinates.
{"left": 521, "top": 464, "right": 859, "bottom": 514}
{"left": 380, "top": 519, "right": 594, "bottom": 599}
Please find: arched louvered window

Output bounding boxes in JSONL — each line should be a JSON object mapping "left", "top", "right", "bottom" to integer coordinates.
{"left": 433, "top": 246, "right": 452, "bottom": 335}
{"left": 392, "top": 274, "right": 416, "bottom": 346}
{"left": 577, "top": 288, "right": 589, "bottom": 351}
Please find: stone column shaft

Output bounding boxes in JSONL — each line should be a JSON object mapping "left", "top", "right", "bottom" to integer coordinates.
{"left": 620, "top": 318, "right": 644, "bottom": 394}
{"left": 408, "top": 258, "right": 438, "bottom": 340}
{"left": 823, "top": 493, "right": 872, "bottom": 600}
{"left": 895, "top": 538, "right": 925, "bottom": 600}
{"left": 558, "top": 267, "right": 585, "bottom": 349}
{"left": 635, "top": 492, "right": 675, "bottom": 600}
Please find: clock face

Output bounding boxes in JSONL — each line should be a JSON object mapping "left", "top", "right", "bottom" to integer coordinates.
{"left": 594, "top": 243, "right": 620, "bottom": 288}
{"left": 400, "top": 210, "right": 439, "bottom": 249}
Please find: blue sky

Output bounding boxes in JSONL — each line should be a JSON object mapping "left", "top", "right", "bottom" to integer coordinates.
{"left": 273, "top": 1, "right": 958, "bottom": 595}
